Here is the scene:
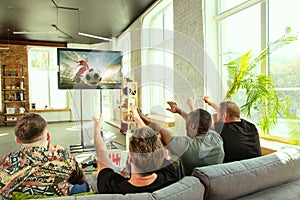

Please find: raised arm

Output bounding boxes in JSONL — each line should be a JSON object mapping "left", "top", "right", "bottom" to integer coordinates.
{"left": 136, "top": 108, "right": 173, "bottom": 146}
{"left": 93, "top": 114, "right": 113, "bottom": 172}
{"left": 187, "top": 96, "right": 196, "bottom": 111}
{"left": 131, "top": 106, "right": 146, "bottom": 128}
{"left": 203, "top": 96, "right": 221, "bottom": 114}
{"left": 166, "top": 101, "right": 189, "bottom": 120}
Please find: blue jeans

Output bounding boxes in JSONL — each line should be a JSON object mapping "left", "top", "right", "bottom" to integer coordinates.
{"left": 69, "top": 182, "right": 89, "bottom": 195}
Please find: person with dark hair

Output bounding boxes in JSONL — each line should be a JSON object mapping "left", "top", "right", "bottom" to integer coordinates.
{"left": 203, "top": 96, "right": 262, "bottom": 163}
{"left": 93, "top": 110, "right": 178, "bottom": 194}
{"left": 0, "top": 113, "right": 88, "bottom": 200}
{"left": 137, "top": 102, "right": 224, "bottom": 176}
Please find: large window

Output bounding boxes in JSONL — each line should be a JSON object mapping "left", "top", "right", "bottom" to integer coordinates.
{"left": 28, "top": 46, "right": 67, "bottom": 109}
{"left": 142, "top": 0, "right": 174, "bottom": 114}
{"left": 268, "top": 0, "right": 300, "bottom": 137}
{"left": 206, "top": 0, "right": 300, "bottom": 139}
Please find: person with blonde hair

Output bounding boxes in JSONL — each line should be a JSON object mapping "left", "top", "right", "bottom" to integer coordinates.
{"left": 93, "top": 109, "right": 178, "bottom": 194}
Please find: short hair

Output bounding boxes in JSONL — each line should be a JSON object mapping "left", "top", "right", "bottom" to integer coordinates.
{"left": 14, "top": 113, "right": 47, "bottom": 144}
{"left": 129, "top": 126, "right": 164, "bottom": 174}
{"left": 219, "top": 101, "right": 240, "bottom": 119}
{"left": 188, "top": 108, "right": 212, "bottom": 134}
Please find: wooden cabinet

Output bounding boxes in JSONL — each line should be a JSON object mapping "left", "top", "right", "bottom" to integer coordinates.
{"left": 2, "top": 64, "right": 27, "bottom": 125}
{"left": 120, "top": 81, "right": 138, "bottom": 133}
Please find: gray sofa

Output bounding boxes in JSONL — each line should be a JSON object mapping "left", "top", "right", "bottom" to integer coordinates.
{"left": 192, "top": 146, "right": 300, "bottom": 200}
{"left": 39, "top": 146, "right": 300, "bottom": 200}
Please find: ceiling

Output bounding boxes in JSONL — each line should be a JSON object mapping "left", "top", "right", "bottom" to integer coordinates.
{"left": 0, "top": 0, "right": 157, "bottom": 44}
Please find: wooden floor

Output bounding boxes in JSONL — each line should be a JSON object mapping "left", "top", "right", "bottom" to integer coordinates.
{"left": 0, "top": 120, "right": 125, "bottom": 158}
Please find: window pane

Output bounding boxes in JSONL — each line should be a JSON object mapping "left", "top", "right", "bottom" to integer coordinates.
{"left": 49, "top": 69, "right": 67, "bottom": 108}
{"left": 28, "top": 47, "right": 67, "bottom": 109}
{"left": 220, "top": 4, "right": 261, "bottom": 63}
{"left": 269, "top": 90, "right": 300, "bottom": 137}
{"left": 29, "top": 68, "right": 49, "bottom": 108}
{"left": 142, "top": 1, "right": 174, "bottom": 115}
{"left": 220, "top": 0, "right": 248, "bottom": 13}
{"left": 269, "top": 0, "right": 300, "bottom": 137}
{"left": 220, "top": 4, "right": 261, "bottom": 99}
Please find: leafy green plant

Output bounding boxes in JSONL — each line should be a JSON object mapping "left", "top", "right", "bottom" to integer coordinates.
{"left": 287, "top": 120, "right": 300, "bottom": 145}
{"left": 224, "top": 27, "right": 297, "bottom": 134}
{"left": 281, "top": 101, "right": 300, "bottom": 145}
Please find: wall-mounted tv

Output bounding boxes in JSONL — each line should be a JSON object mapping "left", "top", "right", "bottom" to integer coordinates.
{"left": 57, "top": 48, "right": 122, "bottom": 89}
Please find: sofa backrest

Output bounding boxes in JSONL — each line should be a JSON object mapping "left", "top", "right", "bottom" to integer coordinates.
{"left": 192, "top": 146, "right": 300, "bottom": 200}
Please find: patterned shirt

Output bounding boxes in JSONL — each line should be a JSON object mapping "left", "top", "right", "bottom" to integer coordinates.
{"left": 0, "top": 146, "right": 82, "bottom": 199}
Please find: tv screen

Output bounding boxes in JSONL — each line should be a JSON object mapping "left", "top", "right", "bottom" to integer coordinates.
{"left": 57, "top": 48, "right": 122, "bottom": 89}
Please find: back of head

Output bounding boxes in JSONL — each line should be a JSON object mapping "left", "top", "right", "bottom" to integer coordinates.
{"left": 129, "top": 126, "right": 164, "bottom": 174}
{"left": 220, "top": 101, "right": 240, "bottom": 120}
{"left": 189, "top": 108, "right": 212, "bottom": 134}
{"left": 14, "top": 113, "right": 47, "bottom": 144}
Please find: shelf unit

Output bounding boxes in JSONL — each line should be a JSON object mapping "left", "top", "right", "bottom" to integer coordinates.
{"left": 120, "top": 81, "right": 138, "bottom": 133}
{"left": 2, "top": 64, "right": 27, "bottom": 125}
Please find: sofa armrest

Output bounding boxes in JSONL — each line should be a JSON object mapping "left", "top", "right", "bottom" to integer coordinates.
{"left": 152, "top": 176, "right": 204, "bottom": 200}
{"left": 192, "top": 146, "right": 300, "bottom": 200}
{"left": 76, "top": 193, "right": 154, "bottom": 200}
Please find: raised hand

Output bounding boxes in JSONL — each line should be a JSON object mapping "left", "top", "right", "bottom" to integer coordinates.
{"left": 136, "top": 108, "right": 151, "bottom": 125}
{"left": 187, "top": 96, "right": 196, "bottom": 111}
{"left": 131, "top": 105, "right": 147, "bottom": 127}
{"left": 203, "top": 96, "right": 213, "bottom": 106}
{"left": 166, "top": 101, "right": 181, "bottom": 114}
{"left": 93, "top": 113, "right": 103, "bottom": 133}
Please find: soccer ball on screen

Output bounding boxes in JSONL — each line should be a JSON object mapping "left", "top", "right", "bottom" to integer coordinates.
{"left": 84, "top": 68, "right": 102, "bottom": 85}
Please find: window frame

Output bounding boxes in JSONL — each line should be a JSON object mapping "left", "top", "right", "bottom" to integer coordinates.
{"left": 28, "top": 46, "right": 68, "bottom": 110}
{"left": 141, "top": 0, "right": 174, "bottom": 114}
{"left": 206, "top": 0, "right": 299, "bottom": 143}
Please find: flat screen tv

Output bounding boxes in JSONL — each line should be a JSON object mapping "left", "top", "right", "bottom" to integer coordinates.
{"left": 57, "top": 48, "right": 122, "bottom": 89}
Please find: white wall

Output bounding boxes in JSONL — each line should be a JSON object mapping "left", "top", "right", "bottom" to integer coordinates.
{"left": 33, "top": 111, "right": 71, "bottom": 122}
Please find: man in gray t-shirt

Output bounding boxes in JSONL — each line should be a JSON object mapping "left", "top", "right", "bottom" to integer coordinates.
{"left": 167, "top": 130, "right": 224, "bottom": 175}
{"left": 137, "top": 102, "right": 224, "bottom": 176}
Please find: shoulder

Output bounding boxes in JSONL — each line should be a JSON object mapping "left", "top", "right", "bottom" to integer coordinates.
{"left": 0, "top": 151, "right": 18, "bottom": 165}
{"left": 208, "top": 130, "right": 220, "bottom": 136}
{"left": 241, "top": 118, "right": 256, "bottom": 126}
{"left": 156, "top": 159, "right": 179, "bottom": 181}
{"left": 98, "top": 168, "right": 126, "bottom": 183}
{"left": 207, "top": 130, "right": 223, "bottom": 140}
{"left": 97, "top": 168, "right": 128, "bottom": 193}
{"left": 239, "top": 119, "right": 258, "bottom": 131}
{"left": 170, "top": 136, "right": 192, "bottom": 143}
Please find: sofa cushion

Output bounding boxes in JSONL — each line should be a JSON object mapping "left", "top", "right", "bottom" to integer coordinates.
{"left": 12, "top": 191, "right": 94, "bottom": 200}
{"left": 236, "top": 178, "right": 300, "bottom": 200}
{"left": 76, "top": 193, "right": 154, "bottom": 200}
{"left": 152, "top": 176, "right": 204, "bottom": 200}
{"left": 192, "top": 146, "right": 300, "bottom": 200}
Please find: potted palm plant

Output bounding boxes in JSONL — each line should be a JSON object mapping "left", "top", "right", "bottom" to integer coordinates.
{"left": 224, "top": 27, "right": 299, "bottom": 143}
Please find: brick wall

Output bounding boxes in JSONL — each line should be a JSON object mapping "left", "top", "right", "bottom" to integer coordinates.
{"left": 173, "top": 0, "right": 204, "bottom": 109}
{"left": 0, "top": 44, "right": 30, "bottom": 119}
